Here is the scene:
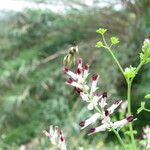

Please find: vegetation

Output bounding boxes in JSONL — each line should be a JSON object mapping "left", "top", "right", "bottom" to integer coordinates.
{"left": 0, "top": 0, "right": 149, "bottom": 149}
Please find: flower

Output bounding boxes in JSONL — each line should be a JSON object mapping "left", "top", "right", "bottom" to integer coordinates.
{"left": 43, "top": 125, "right": 67, "bottom": 150}
{"left": 64, "top": 58, "right": 89, "bottom": 92}
{"left": 118, "top": 101, "right": 128, "bottom": 112}
{"left": 140, "top": 126, "right": 150, "bottom": 149}
{"left": 99, "top": 92, "right": 107, "bottom": 109}
{"left": 140, "top": 39, "right": 150, "bottom": 64}
{"left": 64, "top": 57, "right": 135, "bottom": 136}
{"left": 88, "top": 116, "right": 134, "bottom": 135}
{"left": 64, "top": 58, "right": 100, "bottom": 110}
{"left": 124, "top": 66, "right": 136, "bottom": 79}
{"left": 142, "top": 39, "right": 150, "bottom": 53}
{"left": 96, "top": 28, "right": 108, "bottom": 35}
{"left": 79, "top": 113, "right": 101, "bottom": 129}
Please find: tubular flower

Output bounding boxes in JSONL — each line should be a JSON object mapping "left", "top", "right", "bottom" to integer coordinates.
{"left": 79, "top": 113, "right": 101, "bottom": 129}
{"left": 43, "top": 125, "right": 67, "bottom": 150}
{"left": 88, "top": 116, "right": 134, "bottom": 135}
{"left": 64, "top": 58, "right": 135, "bottom": 136}
{"left": 64, "top": 58, "right": 89, "bottom": 92}
{"left": 140, "top": 126, "right": 150, "bottom": 149}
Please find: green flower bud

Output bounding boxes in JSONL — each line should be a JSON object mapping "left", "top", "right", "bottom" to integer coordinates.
{"left": 96, "top": 28, "right": 107, "bottom": 35}
{"left": 110, "top": 37, "right": 120, "bottom": 45}
{"left": 96, "top": 41, "right": 103, "bottom": 48}
{"left": 124, "top": 66, "right": 136, "bottom": 79}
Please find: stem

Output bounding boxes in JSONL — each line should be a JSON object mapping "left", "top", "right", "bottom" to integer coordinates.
{"left": 131, "top": 61, "right": 144, "bottom": 83}
{"left": 102, "top": 34, "right": 108, "bottom": 47}
{"left": 144, "top": 108, "right": 150, "bottom": 112}
{"left": 102, "top": 45, "right": 125, "bottom": 77}
{"left": 112, "top": 128, "right": 126, "bottom": 150}
{"left": 127, "top": 81, "right": 136, "bottom": 150}
{"left": 135, "top": 61, "right": 144, "bottom": 74}
{"left": 127, "top": 81, "right": 132, "bottom": 115}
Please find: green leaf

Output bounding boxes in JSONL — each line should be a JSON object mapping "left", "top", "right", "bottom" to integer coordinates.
{"left": 145, "top": 94, "right": 150, "bottom": 99}
{"left": 110, "top": 37, "right": 120, "bottom": 45}
{"left": 96, "top": 28, "right": 107, "bottom": 35}
{"left": 96, "top": 41, "right": 103, "bottom": 48}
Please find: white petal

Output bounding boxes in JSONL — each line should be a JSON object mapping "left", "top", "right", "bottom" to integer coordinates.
{"left": 90, "top": 75, "right": 99, "bottom": 93}
{"left": 83, "top": 64, "right": 89, "bottom": 79}
{"left": 81, "top": 113, "right": 100, "bottom": 129}
{"left": 88, "top": 123, "right": 110, "bottom": 135}
{"left": 107, "top": 100, "right": 122, "bottom": 114}
{"left": 77, "top": 58, "right": 83, "bottom": 69}
{"left": 113, "top": 119, "right": 127, "bottom": 129}
{"left": 92, "top": 95, "right": 99, "bottom": 106}
{"left": 80, "top": 92, "right": 89, "bottom": 101}
{"left": 67, "top": 70, "right": 78, "bottom": 80}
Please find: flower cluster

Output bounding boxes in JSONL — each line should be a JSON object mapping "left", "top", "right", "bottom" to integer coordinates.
{"left": 64, "top": 58, "right": 134, "bottom": 135}
{"left": 140, "top": 39, "right": 150, "bottom": 64}
{"left": 124, "top": 65, "right": 136, "bottom": 79}
{"left": 43, "top": 125, "right": 67, "bottom": 150}
{"left": 140, "top": 126, "right": 150, "bottom": 149}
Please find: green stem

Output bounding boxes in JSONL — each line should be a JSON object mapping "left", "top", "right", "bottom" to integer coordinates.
{"left": 144, "top": 108, "right": 150, "bottom": 112}
{"left": 131, "top": 61, "right": 144, "bottom": 83}
{"left": 103, "top": 45, "right": 125, "bottom": 77}
{"left": 102, "top": 34, "right": 108, "bottom": 47}
{"left": 127, "top": 81, "right": 136, "bottom": 150}
{"left": 127, "top": 81, "right": 132, "bottom": 115}
{"left": 135, "top": 61, "right": 144, "bottom": 74}
{"left": 111, "top": 128, "right": 126, "bottom": 150}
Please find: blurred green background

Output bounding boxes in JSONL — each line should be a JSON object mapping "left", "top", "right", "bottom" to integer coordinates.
{"left": 0, "top": 0, "right": 149, "bottom": 149}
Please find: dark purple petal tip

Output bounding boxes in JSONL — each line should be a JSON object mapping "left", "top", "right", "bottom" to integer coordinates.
{"left": 78, "top": 58, "right": 82, "bottom": 64}
{"left": 75, "top": 88, "right": 82, "bottom": 94}
{"left": 92, "top": 74, "right": 99, "bottom": 81}
{"left": 127, "top": 116, "right": 134, "bottom": 122}
{"left": 67, "top": 78, "right": 73, "bottom": 84}
{"left": 88, "top": 128, "right": 95, "bottom": 134}
{"left": 102, "top": 92, "right": 107, "bottom": 98}
{"left": 60, "top": 136, "right": 64, "bottom": 142}
{"left": 76, "top": 68, "right": 82, "bottom": 74}
{"left": 79, "top": 121, "right": 85, "bottom": 127}
{"left": 105, "top": 110, "right": 110, "bottom": 116}
{"left": 84, "top": 64, "right": 89, "bottom": 70}
{"left": 64, "top": 67, "right": 69, "bottom": 73}
{"left": 114, "top": 100, "right": 121, "bottom": 105}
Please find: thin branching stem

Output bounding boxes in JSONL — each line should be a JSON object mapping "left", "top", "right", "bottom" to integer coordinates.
{"left": 127, "top": 80, "right": 136, "bottom": 150}
{"left": 111, "top": 128, "right": 126, "bottom": 150}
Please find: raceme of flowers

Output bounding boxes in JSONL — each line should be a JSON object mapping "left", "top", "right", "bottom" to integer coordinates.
{"left": 64, "top": 58, "right": 135, "bottom": 135}
{"left": 43, "top": 125, "right": 67, "bottom": 150}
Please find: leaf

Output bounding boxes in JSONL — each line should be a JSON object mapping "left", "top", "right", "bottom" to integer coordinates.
{"left": 145, "top": 94, "right": 150, "bottom": 99}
